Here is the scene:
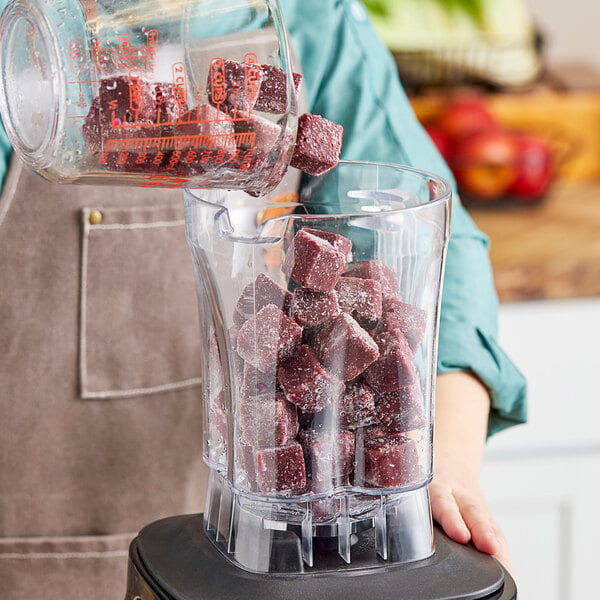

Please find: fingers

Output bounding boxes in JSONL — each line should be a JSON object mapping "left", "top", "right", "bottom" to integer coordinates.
{"left": 429, "top": 480, "right": 471, "bottom": 544}
{"left": 453, "top": 493, "right": 500, "bottom": 556}
{"left": 429, "top": 478, "right": 514, "bottom": 575}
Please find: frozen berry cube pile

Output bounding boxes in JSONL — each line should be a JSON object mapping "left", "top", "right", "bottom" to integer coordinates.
{"left": 81, "top": 59, "right": 342, "bottom": 186}
{"left": 230, "top": 228, "right": 431, "bottom": 495}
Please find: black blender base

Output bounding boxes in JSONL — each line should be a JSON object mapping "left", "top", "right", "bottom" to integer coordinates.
{"left": 125, "top": 514, "right": 517, "bottom": 600}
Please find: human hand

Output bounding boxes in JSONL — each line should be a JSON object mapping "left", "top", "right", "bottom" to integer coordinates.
{"left": 432, "top": 371, "right": 514, "bottom": 575}
{"left": 429, "top": 463, "right": 513, "bottom": 574}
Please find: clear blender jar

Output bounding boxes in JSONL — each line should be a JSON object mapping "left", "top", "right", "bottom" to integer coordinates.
{"left": 0, "top": 0, "right": 298, "bottom": 195}
{"left": 184, "top": 161, "right": 452, "bottom": 573}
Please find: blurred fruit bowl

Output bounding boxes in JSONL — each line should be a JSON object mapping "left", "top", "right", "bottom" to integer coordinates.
{"left": 422, "top": 95, "right": 574, "bottom": 207}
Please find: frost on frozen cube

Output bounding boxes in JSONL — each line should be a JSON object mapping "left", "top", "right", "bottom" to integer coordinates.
{"left": 315, "top": 312, "right": 380, "bottom": 381}
{"left": 254, "top": 65, "right": 303, "bottom": 114}
{"left": 338, "top": 381, "right": 379, "bottom": 430}
{"left": 375, "top": 296, "right": 428, "bottom": 352}
{"left": 234, "top": 273, "right": 292, "bottom": 325}
{"left": 236, "top": 304, "right": 302, "bottom": 373}
{"left": 290, "top": 287, "right": 340, "bottom": 327}
{"left": 298, "top": 430, "right": 355, "bottom": 483}
{"left": 362, "top": 435, "right": 420, "bottom": 488}
{"left": 278, "top": 345, "right": 345, "bottom": 413}
{"left": 375, "top": 384, "right": 427, "bottom": 433}
{"left": 335, "top": 276, "right": 383, "bottom": 327}
{"left": 301, "top": 228, "right": 352, "bottom": 260}
{"left": 290, "top": 113, "right": 343, "bottom": 176}
{"left": 207, "top": 58, "right": 264, "bottom": 116}
{"left": 363, "top": 330, "right": 417, "bottom": 394}
{"left": 239, "top": 392, "right": 299, "bottom": 448}
{"left": 241, "top": 364, "right": 277, "bottom": 402}
{"left": 344, "top": 260, "right": 401, "bottom": 298}
{"left": 282, "top": 229, "right": 347, "bottom": 293}
{"left": 254, "top": 441, "right": 307, "bottom": 493}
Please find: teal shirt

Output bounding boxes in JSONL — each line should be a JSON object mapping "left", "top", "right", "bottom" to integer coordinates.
{"left": 0, "top": 0, "right": 526, "bottom": 435}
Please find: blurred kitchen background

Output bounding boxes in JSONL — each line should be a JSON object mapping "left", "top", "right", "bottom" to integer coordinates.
{"left": 364, "top": 1, "right": 600, "bottom": 598}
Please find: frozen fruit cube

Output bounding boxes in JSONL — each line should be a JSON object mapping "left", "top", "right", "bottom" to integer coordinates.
{"left": 254, "top": 65, "right": 303, "bottom": 114}
{"left": 278, "top": 345, "right": 345, "bottom": 413}
{"left": 235, "top": 273, "right": 292, "bottom": 325}
{"left": 363, "top": 435, "right": 420, "bottom": 488}
{"left": 98, "top": 75, "right": 156, "bottom": 124}
{"left": 152, "top": 81, "right": 186, "bottom": 123}
{"left": 174, "top": 104, "right": 237, "bottom": 149}
{"left": 236, "top": 304, "right": 302, "bottom": 373}
{"left": 363, "top": 330, "right": 417, "bottom": 393}
{"left": 241, "top": 364, "right": 277, "bottom": 401}
{"left": 338, "top": 381, "right": 378, "bottom": 430}
{"left": 207, "top": 59, "right": 264, "bottom": 116}
{"left": 344, "top": 260, "right": 400, "bottom": 298}
{"left": 297, "top": 404, "right": 336, "bottom": 433}
{"left": 290, "top": 113, "right": 343, "bottom": 176}
{"left": 361, "top": 424, "right": 386, "bottom": 440}
{"left": 282, "top": 229, "right": 347, "bottom": 292}
{"left": 375, "top": 384, "right": 427, "bottom": 432}
{"left": 375, "top": 297, "right": 427, "bottom": 352}
{"left": 302, "top": 228, "right": 352, "bottom": 259}
{"left": 82, "top": 77, "right": 156, "bottom": 155}
{"left": 290, "top": 288, "right": 340, "bottom": 327}
{"left": 335, "top": 277, "right": 383, "bottom": 326}
{"left": 255, "top": 441, "right": 307, "bottom": 492}
{"left": 239, "top": 391, "right": 298, "bottom": 448}
{"left": 298, "top": 430, "right": 355, "bottom": 482}
{"left": 316, "top": 312, "right": 379, "bottom": 381}
{"left": 232, "top": 113, "right": 282, "bottom": 170}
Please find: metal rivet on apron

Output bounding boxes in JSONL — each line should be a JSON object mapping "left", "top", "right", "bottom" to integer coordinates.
{"left": 88, "top": 209, "right": 103, "bottom": 225}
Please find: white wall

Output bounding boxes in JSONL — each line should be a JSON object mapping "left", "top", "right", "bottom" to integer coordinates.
{"left": 480, "top": 298, "right": 600, "bottom": 599}
{"left": 524, "top": 0, "right": 600, "bottom": 71}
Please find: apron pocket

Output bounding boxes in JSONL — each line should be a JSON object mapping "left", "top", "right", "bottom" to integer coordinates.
{"left": 0, "top": 532, "right": 133, "bottom": 600}
{"left": 80, "top": 203, "right": 201, "bottom": 398}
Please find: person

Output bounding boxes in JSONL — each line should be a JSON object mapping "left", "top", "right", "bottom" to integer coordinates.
{"left": 0, "top": 0, "right": 526, "bottom": 598}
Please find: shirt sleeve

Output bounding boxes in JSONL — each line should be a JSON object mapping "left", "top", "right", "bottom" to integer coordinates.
{"left": 0, "top": 119, "right": 13, "bottom": 194}
{"left": 283, "top": 0, "right": 527, "bottom": 435}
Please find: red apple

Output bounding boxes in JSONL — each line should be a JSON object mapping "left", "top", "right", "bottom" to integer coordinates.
{"left": 507, "top": 132, "right": 555, "bottom": 199}
{"left": 436, "top": 96, "right": 499, "bottom": 144}
{"left": 424, "top": 123, "right": 452, "bottom": 161}
{"left": 451, "top": 129, "right": 518, "bottom": 199}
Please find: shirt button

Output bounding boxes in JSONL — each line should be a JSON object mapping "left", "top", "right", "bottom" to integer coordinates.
{"left": 89, "top": 209, "right": 103, "bottom": 225}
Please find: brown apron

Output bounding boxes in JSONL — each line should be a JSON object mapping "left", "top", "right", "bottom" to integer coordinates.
{"left": 0, "top": 159, "right": 209, "bottom": 599}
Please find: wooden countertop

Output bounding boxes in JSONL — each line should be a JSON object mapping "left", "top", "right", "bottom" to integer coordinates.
{"left": 468, "top": 179, "right": 600, "bottom": 302}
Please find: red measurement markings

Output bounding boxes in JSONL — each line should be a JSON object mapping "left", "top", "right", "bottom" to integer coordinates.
{"left": 239, "top": 149, "right": 254, "bottom": 170}
{"left": 68, "top": 38, "right": 84, "bottom": 74}
{"left": 128, "top": 70, "right": 144, "bottom": 112}
{"left": 105, "top": 131, "right": 255, "bottom": 152}
{"left": 146, "top": 30, "right": 158, "bottom": 61}
{"left": 210, "top": 58, "right": 226, "bottom": 106}
{"left": 118, "top": 35, "right": 132, "bottom": 70}
{"left": 90, "top": 37, "right": 101, "bottom": 67}
{"left": 172, "top": 62, "right": 187, "bottom": 106}
{"left": 141, "top": 175, "right": 191, "bottom": 188}
{"left": 167, "top": 150, "right": 182, "bottom": 170}
{"left": 244, "top": 53, "right": 260, "bottom": 111}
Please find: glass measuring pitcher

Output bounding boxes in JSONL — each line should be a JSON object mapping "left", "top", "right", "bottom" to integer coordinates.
{"left": 0, "top": 0, "right": 298, "bottom": 194}
{"left": 184, "top": 161, "right": 452, "bottom": 573}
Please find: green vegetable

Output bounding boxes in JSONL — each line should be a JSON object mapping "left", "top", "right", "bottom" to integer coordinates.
{"left": 361, "top": 0, "right": 391, "bottom": 17}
